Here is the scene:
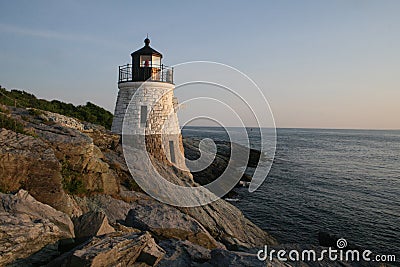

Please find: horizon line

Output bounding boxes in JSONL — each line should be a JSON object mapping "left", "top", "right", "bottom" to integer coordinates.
{"left": 180, "top": 125, "right": 400, "bottom": 131}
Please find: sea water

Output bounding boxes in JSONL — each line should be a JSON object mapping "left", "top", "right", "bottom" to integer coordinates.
{"left": 182, "top": 127, "right": 400, "bottom": 257}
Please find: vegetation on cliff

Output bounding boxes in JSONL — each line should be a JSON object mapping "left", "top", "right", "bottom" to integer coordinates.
{"left": 61, "top": 160, "right": 88, "bottom": 195}
{"left": 0, "top": 87, "right": 113, "bottom": 129}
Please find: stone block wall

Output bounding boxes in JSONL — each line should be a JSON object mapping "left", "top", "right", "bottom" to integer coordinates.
{"left": 112, "top": 81, "right": 179, "bottom": 136}
{"left": 112, "top": 81, "right": 186, "bottom": 169}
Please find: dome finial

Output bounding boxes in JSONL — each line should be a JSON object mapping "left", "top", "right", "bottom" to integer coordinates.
{"left": 144, "top": 34, "right": 150, "bottom": 46}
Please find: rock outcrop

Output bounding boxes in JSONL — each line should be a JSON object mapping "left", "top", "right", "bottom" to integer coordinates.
{"left": 72, "top": 211, "right": 115, "bottom": 239}
{"left": 120, "top": 142, "right": 277, "bottom": 249}
{"left": 0, "top": 190, "right": 74, "bottom": 265}
{"left": 0, "top": 106, "right": 121, "bottom": 215}
{"left": 0, "top": 191, "right": 384, "bottom": 267}
{"left": 40, "top": 110, "right": 85, "bottom": 131}
{"left": 30, "top": 121, "right": 120, "bottom": 196}
{"left": 156, "top": 159, "right": 277, "bottom": 249}
{"left": 74, "top": 185, "right": 276, "bottom": 251}
{"left": 72, "top": 194, "right": 132, "bottom": 223}
{"left": 48, "top": 232, "right": 165, "bottom": 267}
{"left": 183, "top": 137, "right": 261, "bottom": 185}
{"left": 157, "top": 239, "right": 212, "bottom": 266}
{"left": 125, "top": 198, "right": 223, "bottom": 249}
{"left": 183, "top": 199, "right": 277, "bottom": 250}
{"left": 0, "top": 104, "right": 277, "bottom": 265}
{"left": 0, "top": 129, "right": 76, "bottom": 214}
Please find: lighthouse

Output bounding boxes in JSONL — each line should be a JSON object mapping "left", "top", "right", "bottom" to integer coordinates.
{"left": 112, "top": 37, "right": 185, "bottom": 167}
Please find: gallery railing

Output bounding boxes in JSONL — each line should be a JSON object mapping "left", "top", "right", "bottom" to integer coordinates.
{"left": 118, "top": 64, "right": 174, "bottom": 84}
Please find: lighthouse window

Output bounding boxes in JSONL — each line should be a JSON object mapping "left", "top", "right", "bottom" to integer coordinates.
{"left": 140, "top": 106, "right": 147, "bottom": 126}
{"left": 169, "top": 141, "right": 176, "bottom": 163}
{"left": 152, "top": 55, "right": 161, "bottom": 68}
{"left": 140, "top": 55, "right": 151, "bottom": 67}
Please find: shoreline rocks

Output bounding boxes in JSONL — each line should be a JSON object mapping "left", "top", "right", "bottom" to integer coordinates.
{"left": 0, "top": 105, "right": 279, "bottom": 265}
{"left": 183, "top": 137, "right": 260, "bottom": 186}
{"left": 0, "top": 190, "right": 74, "bottom": 265}
{"left": 0, "top": 190, "right": 386, "bottom": 267}
{"left": 72, "top": 211, "right": 115, "bottom": 239}
{"left": 2, "top": 105, "right": 378, "bottom": 266}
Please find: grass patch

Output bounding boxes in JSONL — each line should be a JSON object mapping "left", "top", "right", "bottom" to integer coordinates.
{"left": 61, "top": 160, "right": 87, "bottom": 195}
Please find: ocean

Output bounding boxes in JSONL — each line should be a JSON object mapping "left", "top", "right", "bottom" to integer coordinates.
{"left": 181, "top": 127, "right": 400, "bottom": 258}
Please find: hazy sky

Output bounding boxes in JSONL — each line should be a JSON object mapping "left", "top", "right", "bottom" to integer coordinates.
{"left": 0, "top": 0, "right": 399, "bottom": 129}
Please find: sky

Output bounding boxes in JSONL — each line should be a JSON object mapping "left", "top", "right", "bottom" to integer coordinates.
{"left": 0, "top": 0, "right": 399, "bottom": 129}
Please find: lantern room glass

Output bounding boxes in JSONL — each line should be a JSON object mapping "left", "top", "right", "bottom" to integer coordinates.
{"left": 152, "top": 55, "right": 161, "bottom": 68}
{"left": 139, "top": 55, "right": 161, "bottom": 68}
{"left": 140, "top": 55, "right": 151, "bottom": 67}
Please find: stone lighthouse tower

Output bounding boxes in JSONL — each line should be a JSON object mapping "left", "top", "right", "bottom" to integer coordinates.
{"left": 112, "top": 37, "right": 184, "bottom": 167}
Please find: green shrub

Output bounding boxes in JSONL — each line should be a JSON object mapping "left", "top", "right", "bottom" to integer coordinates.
{"left": 28, "top": 108, "right": 44, "bottom": 117}
{"left": 61, "top": 161, "right": 87, "bottom": 195}
{"left": 125, "top": 178, "right": 141, "bottom": 191}
{"left": 63, "top": 178, "right": 86, "bottom": 195}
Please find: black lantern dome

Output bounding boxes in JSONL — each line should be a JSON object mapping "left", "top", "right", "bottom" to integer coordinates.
{"left": 131, "top": 37, "right": 163, "bottom": 61}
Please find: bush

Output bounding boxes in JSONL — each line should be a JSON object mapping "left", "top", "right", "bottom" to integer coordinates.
{"left": 125, "top": 178, "right": 141, "bottom": 192}
{"left": 61, "top": 161, "right": 87, "bottom": 195}
{"left": 28, "top": 108, "right": 44, "bottom": 117}
{"left": 63, "top": 178, "right": 86, "bottom": 195}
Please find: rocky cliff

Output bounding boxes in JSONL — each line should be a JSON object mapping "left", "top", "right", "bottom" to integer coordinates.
{"left": 0, "top": 104, "right": 384, "bottom": 266}
{"left": 0, "top": 105, "right": 278, "bottom": 265}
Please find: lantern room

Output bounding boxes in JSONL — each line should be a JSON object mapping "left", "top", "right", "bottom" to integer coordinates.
{"left": 118, "top": 37, "right": 173, "bottom": 84}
